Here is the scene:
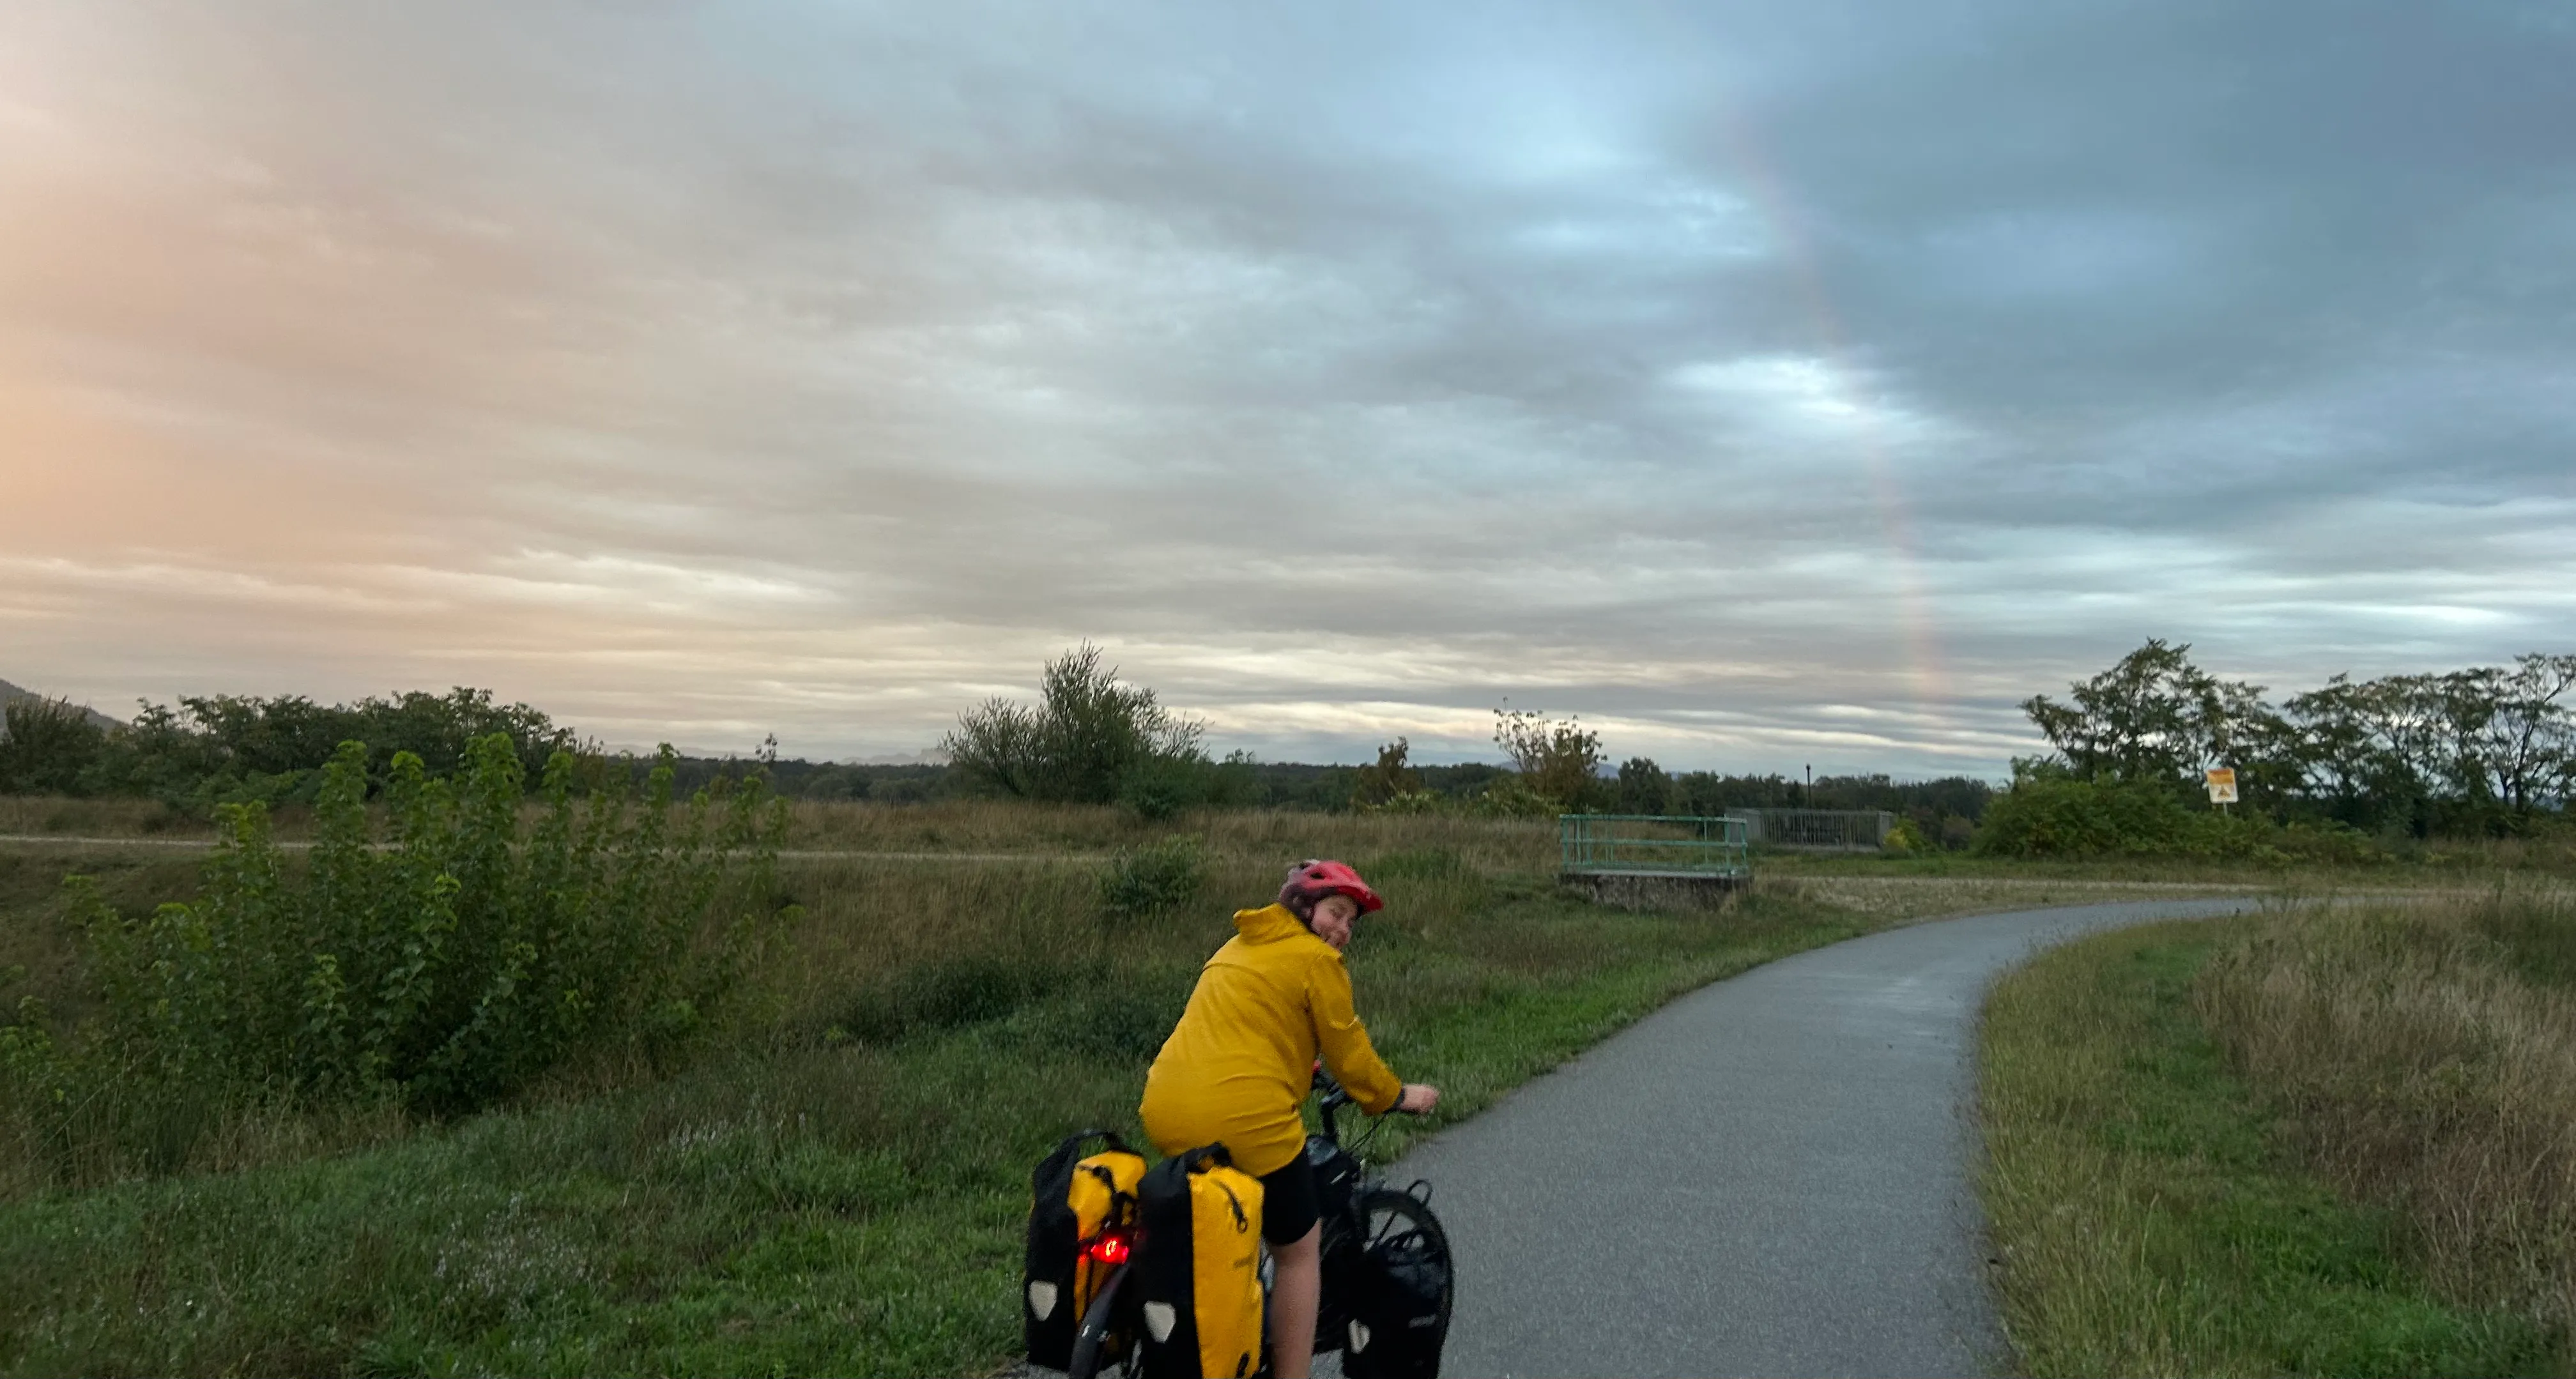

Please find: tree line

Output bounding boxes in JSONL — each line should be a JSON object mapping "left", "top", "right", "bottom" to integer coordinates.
{"left": 2017, "top": 639, "right": 2576, "bottom": 837}
{"left": 0, "top": 688, "right": 578, "bottom": 810}
{"left": 1, "top": 647, "right": 1998, "bottom": 829}
{"left": 942, "top": 646, "right": 1993, "bottom": 829}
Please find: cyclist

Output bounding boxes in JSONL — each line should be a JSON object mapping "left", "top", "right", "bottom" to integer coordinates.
{"left": 1140, "top": 858, "right": 1440, "bottom": 1379}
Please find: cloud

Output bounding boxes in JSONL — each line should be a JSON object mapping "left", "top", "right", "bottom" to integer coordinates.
{"left": 3, "top": 1, "right": 2571, "bottom": 773}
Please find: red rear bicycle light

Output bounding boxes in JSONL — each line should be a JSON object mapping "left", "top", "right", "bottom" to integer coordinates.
{"left": 1085, "top": 1231, "right": 1130, "bottom": 1265}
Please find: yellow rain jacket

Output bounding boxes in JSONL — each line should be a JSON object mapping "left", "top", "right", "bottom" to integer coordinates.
{"left": 1139, "top": 903, "right": 1404, "bottom": 1177}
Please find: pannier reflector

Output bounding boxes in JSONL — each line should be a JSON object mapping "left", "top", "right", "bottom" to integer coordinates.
{"left": 1349, "top": 1320, "right": 1372, "bottom": 1352}
{"left": 1144, "top": 1301, "right": 1179, "bottom": 1343}
{"left": 1028, "top": 1282, "right": 1058, "bottom": 1320}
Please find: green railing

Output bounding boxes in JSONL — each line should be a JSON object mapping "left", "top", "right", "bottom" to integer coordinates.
{"left": 1559, "top": 814, "right": 1751, "bottom": 878}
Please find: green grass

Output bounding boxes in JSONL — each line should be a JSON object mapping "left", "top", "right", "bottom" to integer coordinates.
{"left": 0, "top": 828, "right": 1913, "bottom": 1376}
{"left": 1979, "top": 918, "right": 2556, "bottom": 1377}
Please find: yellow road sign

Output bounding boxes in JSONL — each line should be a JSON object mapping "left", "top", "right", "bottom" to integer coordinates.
{"left": 2205, "top": 766, "right": 2237, "bottom": 804}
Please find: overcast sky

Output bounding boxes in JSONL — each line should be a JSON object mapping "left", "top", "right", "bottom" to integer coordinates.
{"left": 4, "top": 2, "right": 2570, "bottom": 774}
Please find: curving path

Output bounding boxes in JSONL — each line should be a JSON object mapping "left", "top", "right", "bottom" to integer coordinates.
{"left": 1385, "top": 897, "right": 2257, "bottom": 1378}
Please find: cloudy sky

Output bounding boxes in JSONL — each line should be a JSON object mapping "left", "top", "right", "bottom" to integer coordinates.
{"left": 4, "top": 3, "right": 2570, "bottom": 773}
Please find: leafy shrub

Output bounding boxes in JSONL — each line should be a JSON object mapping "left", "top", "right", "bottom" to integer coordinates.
{"left": 1972, "top": 775, "right": 2204, "bottom": 858}
{"left": 1972, "top": 772, "right": 2393, "bottom": 864}
{"left": 0, "top": 697, "right": 105, "bottom": 795}
{"left": 33, "top": 735, "right": 795, "bottom": 1124}
{"left": 1098, "top": 836, "right": 1208, "bottom": 922}
{"left": 1351, "top": 739, "right": 1425, "bottom": 809}
{"left": 1469, "top": 775, "right": 1561, "bottom": 818}
{"left": 0, "top": 980, "right": 68, "bottom": 1137}
{"left": 1492, "top": 707, "right": 1604, "bottom": 809}
{"left": 944, "top": 644, "right": 1206, "bottom": 804}
{"left": 38, "top": 687, "right": 580, "bottom": 809}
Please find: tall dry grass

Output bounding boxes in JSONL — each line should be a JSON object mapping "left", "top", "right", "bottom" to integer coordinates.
{"left": 776, "top": 796, "right": 1557, "bottom": 865}
{"left": 0, "top": 791, "right": 1564, "bottom": 863}
{"left": 1981, "top": 913, "right": 2556, "bottom": 1377}
{"left": 2198, "top": 885, "right": 2576, "bottom": 1337}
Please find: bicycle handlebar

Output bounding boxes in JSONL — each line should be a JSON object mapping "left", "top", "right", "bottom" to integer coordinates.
{"left": 1310, "top": 1064, "right": 1416, "bottom": 1116}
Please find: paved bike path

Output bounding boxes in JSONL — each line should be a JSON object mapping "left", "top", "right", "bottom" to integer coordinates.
{"left": 1385, "top": 897, "right": 2255, "bottom": 1378}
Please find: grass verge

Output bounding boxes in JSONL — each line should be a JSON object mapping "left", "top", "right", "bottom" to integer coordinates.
{"left": 2198, "top": 888, "right": 2576, "bottom": 1348}
{"left": 1979, "top": 917, "right": 2557, "bottom": 1377}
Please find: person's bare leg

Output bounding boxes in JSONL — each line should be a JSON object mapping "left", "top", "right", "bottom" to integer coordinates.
{"left": 1270, "top": 1223, "right": 1322, "bottom": 1379}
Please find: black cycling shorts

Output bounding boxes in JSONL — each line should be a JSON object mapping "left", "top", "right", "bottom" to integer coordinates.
{"left": 1257, "top": 1152, "right": 1321, "bottom": 1246}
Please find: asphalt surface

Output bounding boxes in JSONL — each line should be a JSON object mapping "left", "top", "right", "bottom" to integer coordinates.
{"left": 1386, "top": 897, "right": 2257, "bottom": 1379}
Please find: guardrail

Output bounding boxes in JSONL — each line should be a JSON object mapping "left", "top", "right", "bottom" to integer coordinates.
{"left": 1559, "top": 814, "right": 1752, "bottom": 878}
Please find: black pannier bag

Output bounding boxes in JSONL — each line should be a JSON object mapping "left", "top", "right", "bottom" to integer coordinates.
{"left": 1339, "top": 1184, "right": 1452, "bottom": 1379}
{"left": 1134, "top": 1143, "right": 1266, "bottom": 1379}
{"left": 1024, "top": 1129, "right": 1146, "bottom": 1370}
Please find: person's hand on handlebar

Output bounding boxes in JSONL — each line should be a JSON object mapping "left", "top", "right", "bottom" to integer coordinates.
{"left": 1394, "top": 1083, "right": 1441, "bottom": 1115}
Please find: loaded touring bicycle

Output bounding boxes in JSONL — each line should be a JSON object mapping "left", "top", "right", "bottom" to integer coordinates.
{"left": 1024, "top": 1067, "right": 1454, "bottom": 1378}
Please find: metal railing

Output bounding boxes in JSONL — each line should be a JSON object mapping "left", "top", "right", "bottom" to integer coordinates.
{"left": 1722, "top": 809, "right": 1893, "bottom": 852}
{"left": 1559, "top": 814, "right": 1752, "bottom": 878}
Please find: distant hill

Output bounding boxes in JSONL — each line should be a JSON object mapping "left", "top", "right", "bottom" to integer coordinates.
{"left": 0, "top": 678, "right": 125, "bottom": 731}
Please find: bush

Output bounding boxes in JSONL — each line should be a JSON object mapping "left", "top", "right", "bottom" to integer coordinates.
{"left": 24, "top": 735, "right": 796, "bottom": 1131}
{"left": 1469, "top": 775, "right": 1561, "bottom": 818}
{"left": 60, "top": 687, "right": 579, "bottom": 809}
{"left": 1972, "top": 775, "right": 2199, "bottom": 858}
{"left": 0, "top": 698, "right": 105, "bottom": 796}
{"left": 1097, "top": 836, "right": 1208, "bottom": 922}
{"left": 944, "top": 644, "right": 1206, "bottom": 805}
{"left": 1492, "top": 708, "right": 1604, "bottom": 809}
{"left": 1351, "top": 739, "right": 1424, "bottom": 809}
{"left": 1972, "top": 773, "right": 2397, "bottom": 864}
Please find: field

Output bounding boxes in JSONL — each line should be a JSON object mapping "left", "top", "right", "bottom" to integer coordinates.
{"left": 0, "top": 798, "right": 2273, "bottom": 1377}
{"left": 1981, "top": 886, "right": 2576, "bottom": 1376}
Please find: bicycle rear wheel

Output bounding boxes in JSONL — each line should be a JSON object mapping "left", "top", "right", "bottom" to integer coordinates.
{"left": 1064, "top": 1264, "right": 1136, "bottom": 1379}
{"left": 1342, "top": 1186, "right": 1453, "bottom": 1376}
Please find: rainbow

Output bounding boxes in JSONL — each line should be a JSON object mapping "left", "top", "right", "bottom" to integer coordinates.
{"left": 1712, "top": 104, "right": 1952, "bottom": 720}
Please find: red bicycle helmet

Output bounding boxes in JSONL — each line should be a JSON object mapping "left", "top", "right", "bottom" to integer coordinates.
{"left": 1279, "top": 858, "right": 1384, "bottom": 920}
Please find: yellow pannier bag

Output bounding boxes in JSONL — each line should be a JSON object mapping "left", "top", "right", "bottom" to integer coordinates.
{"left": 1023, "top": 1130, "right": 1147, "bottom": 1369}
{"left": 1136, "top": 1143, "right": 1266, "bottom": 1378}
